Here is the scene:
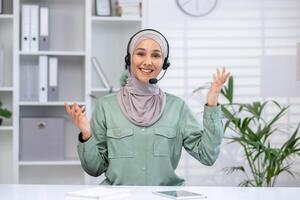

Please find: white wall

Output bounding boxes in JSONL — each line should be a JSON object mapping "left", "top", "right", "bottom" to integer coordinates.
{"left": 145, "top": 0, "right": 300, "bottom": 186}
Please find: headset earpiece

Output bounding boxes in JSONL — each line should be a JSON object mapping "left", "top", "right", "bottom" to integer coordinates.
{"left": 125, "top": 54, "right": 130, "bottom": 69}
{"left": 162, "top": 58, "right": 170, "bottom": 70}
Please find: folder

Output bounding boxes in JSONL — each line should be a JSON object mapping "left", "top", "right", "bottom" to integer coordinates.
{"left": 0, "top": 49, "right": 3, "bottom": 86}
{"left": 20, "top": 64, "right": 39, "bottom": 101}
{"left": 30, "top": 5, "right": 39, "bottom": 52}
{"left": 39, "top": 7, "right": 49, "bottom": 50}
{"left": 21, "top": 5, "right": 31, "bottom": 52}
{"left": 20, "top": 65, "right": 29, "bottom": 101}
{"left": 29, "top": 64, "right": 39, "bottom": 101}
{"left": 48, "top": 57, "right": 58, "bottom": 101}
{"left": 39, "top": 56, "right": 48, "bottom": 102}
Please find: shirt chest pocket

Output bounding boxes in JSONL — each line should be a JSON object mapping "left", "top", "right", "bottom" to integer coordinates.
{"left": 153, "top": 127, "right": 177, "bottom": 157}
{"left": 106, "top": 128, "right": 134, "bottom": 159}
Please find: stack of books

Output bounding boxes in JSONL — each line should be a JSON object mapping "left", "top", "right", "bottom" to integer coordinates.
{"left": 118, "top": 0, "right": 142, "bottom": 18}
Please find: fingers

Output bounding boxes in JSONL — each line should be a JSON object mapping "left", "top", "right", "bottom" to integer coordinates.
{"left": 214, "top": 67, "right": 230, "bottom": 83}
{"left": 64, "top": 102, "right": 71, "bottom": 115}
{"left": 224, "top": 71, "right": 231, "bottom": 82}
{"left": 75, "top": 108, "right": 83, "bottom": 125}
{"left": 65, "top": 102, "right": 87, "bottom": 129}
{"left": 65, "top": 102, "right": 86, "bottom": 118}
{"left": 81, "top": 105, "right": 86, "bottom": 114}
{"left": 70, "top": 102, "right": 76, "bottom": 118}
{"left": 217, "top": 68, "right": 220, "bottom": 79}
{"left": 222, "top": 66, "right": 230, "bottom": 83}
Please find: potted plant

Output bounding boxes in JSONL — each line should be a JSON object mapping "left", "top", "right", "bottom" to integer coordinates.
{"left": 0, "top": 100, "right": 12, "bottom": 125}
{"left": 193, "top": 76, "right": 300, "bottom": 186}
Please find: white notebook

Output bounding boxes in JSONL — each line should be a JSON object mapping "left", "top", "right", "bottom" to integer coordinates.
{"left": 65, "top": 187, "right": 130, "bottom": 200}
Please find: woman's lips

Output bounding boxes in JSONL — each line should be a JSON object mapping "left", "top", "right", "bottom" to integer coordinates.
{"left": 139, "top": 68, "right": 154, "bottom": 74}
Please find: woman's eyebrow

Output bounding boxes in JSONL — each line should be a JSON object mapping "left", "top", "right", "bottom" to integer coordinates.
{"left": 135, "top": 48, "right": 162, "bottom": 53}
{"left": 135, "top": 48, "right": 146, "bottom": 51}
{"left": 152, "top": 49, "right": 162, "bottom": 53}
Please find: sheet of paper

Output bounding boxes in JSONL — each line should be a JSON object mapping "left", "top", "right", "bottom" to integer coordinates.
{"left": 65, "top": 187, "right": 130, "bottom": 200}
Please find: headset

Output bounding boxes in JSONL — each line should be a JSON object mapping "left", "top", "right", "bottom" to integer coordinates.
{"left": 124, "top": 29, "right": 171, "bottom": 83}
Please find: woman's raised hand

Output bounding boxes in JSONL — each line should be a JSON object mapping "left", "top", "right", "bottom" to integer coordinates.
{"left": 207, "top": 67, "right": 230, "bottom": 106}
{"left": 64, "top": 102, "right": 91, "bottom": 141}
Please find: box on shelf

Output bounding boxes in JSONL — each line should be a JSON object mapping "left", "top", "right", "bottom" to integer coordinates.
{"left": 114, "top": 0, "right": 142, "bottom": 17}
{"left": 20, "top": 117, "right": 65, "bottom": 161}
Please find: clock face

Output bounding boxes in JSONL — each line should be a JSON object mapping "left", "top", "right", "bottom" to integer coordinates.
{"left": 176, "top": 0, "right": 218, "bottom": 17}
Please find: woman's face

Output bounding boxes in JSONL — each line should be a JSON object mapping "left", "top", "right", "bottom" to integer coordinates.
{"left": 131, "top": 39, "right": 164, "bottom": 84}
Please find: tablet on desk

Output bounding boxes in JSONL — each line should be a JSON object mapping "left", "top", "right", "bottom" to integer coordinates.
{"left": 152, "top": 190, "right": 207, "bottom": 199}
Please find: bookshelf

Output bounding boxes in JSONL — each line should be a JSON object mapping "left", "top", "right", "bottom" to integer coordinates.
{"left": 0, "top": 0, "right": 14, "bottom": 184}
{"left": 0, "top": 0, "right": 145, "bottom": 184}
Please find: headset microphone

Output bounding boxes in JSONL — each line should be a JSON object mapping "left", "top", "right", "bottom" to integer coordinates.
{"left": 149, "top": 68, "right": 168, "bottom": 84}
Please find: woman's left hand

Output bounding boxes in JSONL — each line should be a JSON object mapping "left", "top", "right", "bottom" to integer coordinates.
{"left": 207, "top": 67, "right": 230, "bottom": 107}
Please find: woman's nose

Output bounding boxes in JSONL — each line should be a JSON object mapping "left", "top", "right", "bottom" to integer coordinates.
{"left": 144, "top": 56, "right": 152, "bottom": 66}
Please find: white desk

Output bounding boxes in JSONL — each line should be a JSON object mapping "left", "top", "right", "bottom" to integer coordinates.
{"left": 0, "top": 184, "right": 299, "bottom": 200}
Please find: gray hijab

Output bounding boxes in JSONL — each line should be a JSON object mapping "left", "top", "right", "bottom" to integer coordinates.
{"left": 117, "top": 30, "right": 167, "bottom": 127}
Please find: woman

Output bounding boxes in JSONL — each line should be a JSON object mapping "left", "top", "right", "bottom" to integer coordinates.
{"left": 65, "top": 29, "right": 230, "bottom": 186}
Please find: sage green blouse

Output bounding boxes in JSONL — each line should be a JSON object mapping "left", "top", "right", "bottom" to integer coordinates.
{"left": 77, "top": 92, "right": 223, "bottom": 186}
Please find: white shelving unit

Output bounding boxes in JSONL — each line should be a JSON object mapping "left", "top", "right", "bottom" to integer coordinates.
{"left": 0, "top": 0, "right": 145, "bottom": 184}
{"left": 0, "top": 0, "right": 14, "bottom": 184}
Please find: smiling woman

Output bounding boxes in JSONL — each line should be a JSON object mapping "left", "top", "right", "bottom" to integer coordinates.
{"left": 64, "top": 29, "right": 230, "bottom": 186}
{"left": 131, "top": 40, "right": 163, "bottom": 83}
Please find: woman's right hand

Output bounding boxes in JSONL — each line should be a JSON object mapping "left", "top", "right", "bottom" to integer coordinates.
{"left": 64, "top": 102, "right": 91, "bottom": 141}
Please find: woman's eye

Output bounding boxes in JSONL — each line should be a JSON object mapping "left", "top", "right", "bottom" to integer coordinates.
{"left": 153, "top": 54, "right": 161, "bottom": 58}
{"left": 136, "top": 52, "right": 145, "bottom": 56}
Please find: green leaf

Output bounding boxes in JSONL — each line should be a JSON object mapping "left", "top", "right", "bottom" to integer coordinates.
{"left": 239, "top": 180, "right": 256, "bottom": 187}
{"left": 266, "top": 105, "right": 289, "bottom": 130}
{"left": 221, "top": 106, "right": 236, "bottom": 122}
{"left": 192, "top": 85, "right": 210, "bottom": 94}
{"left": 223, "top": 166, "right": 246, "bottom": 175}
{"left": 0, "top": 107, "right": 12, "bottom": 119}
{"left": 221, "top": 76, "right": 234, "bottom": 103}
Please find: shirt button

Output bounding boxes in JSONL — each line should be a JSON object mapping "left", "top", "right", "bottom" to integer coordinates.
{"left": 142, "top": 167, "right": 146, "bottom": 170}
{"left": 141, "top": 128, "right": 145, "bottom": 131}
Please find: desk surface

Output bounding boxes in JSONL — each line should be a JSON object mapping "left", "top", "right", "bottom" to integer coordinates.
{"left": 0, "top": 184, "right": 299, "bottom": 200}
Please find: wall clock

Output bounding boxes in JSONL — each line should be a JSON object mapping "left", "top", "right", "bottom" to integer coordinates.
{"left": 176, "top": 0, "right": 218, "bottom": 17}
